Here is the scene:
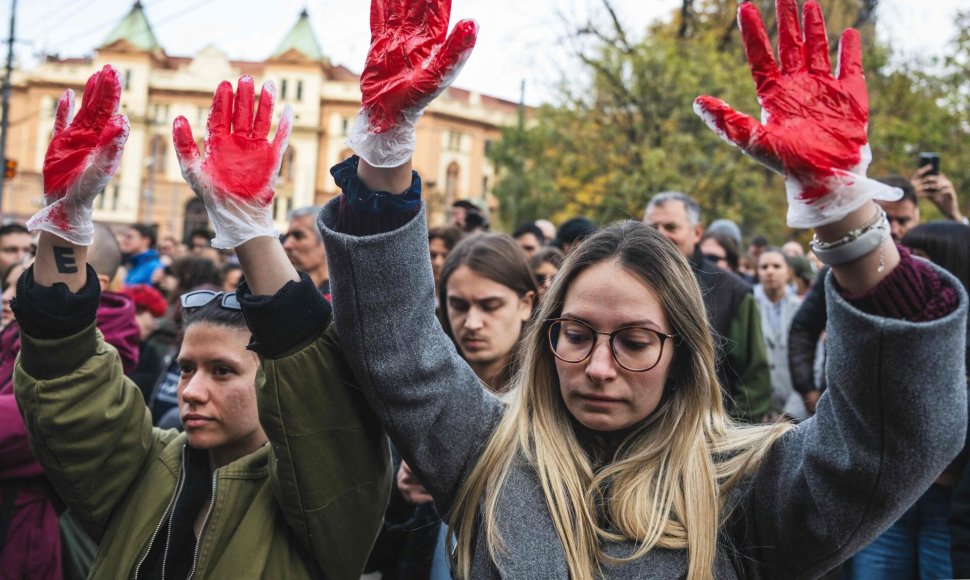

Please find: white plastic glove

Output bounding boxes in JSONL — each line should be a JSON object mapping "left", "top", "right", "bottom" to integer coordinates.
{"left": 172, "top": 76, "right": 292, "bottom": 249}
{"left": 28, "top": 65, "right": 129, "bottom": 245}
{"left": 693, "top": 0, "right": 900, "bottom": 228}
{"left": 346, "top": 0, "right": 478, "bottom": 168}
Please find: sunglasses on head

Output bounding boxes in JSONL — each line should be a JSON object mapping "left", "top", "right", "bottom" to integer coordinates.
{"left": 179, "top": 289, "right": 241, "bottom": 311}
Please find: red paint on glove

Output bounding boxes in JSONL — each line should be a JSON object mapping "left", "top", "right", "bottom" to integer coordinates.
{"left": 43, "top": 66, "right": 126, "bottom": 202}
{"left": 173, "top": 77, "right": 290, "bottom": 207}
{"left": 695, "top": 0, "right": 868, "bottom": 202}
{"left": 33, "top": 64, "right": 129, "bottom": 242}
{"left": 360, "top": 0, "right": 479, "bottom": 133}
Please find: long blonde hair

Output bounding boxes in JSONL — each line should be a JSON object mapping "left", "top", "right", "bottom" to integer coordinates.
{"left": 447, "top": 221, "right": 791, "bottom": 579}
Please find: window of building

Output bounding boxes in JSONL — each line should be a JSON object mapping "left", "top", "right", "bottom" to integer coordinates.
{"left": 153, "top": 104, "right": 169, "bottom": 125}
{"left": 341, "top": 117, "right": 350, "bottom": 136}
{"left": 272, "top": 195, "right": 294, "bottom": 222}
{"left": 447, "top": 131, "right": 463, "bottom": 152}
{"left": 445, "top": 162, "right": 460, "bottom": 201}
{"left": 183, "top": 199, "right": 210, "bottom": 242}
{"left": 150, "top": 136, "right": 167, "bottom": 175}
{"left": 124, "top": 70, "right": 132, "bottom": 91}
{"left": 281, "top": 79, "right": 288, "bottom": 100}
{"left": 296, "top": 80, "right": 303, "bottom": 101}
{"left": 278, "top": 146, "right": 295, "bottom": 183}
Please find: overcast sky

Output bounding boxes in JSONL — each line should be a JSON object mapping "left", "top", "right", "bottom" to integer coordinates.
{"left": 3, "top": 0, "right": 965, "bottom": 106}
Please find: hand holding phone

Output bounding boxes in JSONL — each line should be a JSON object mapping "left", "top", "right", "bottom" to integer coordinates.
{"left": 917, "top": 152, "right": 940, "bottom": 176}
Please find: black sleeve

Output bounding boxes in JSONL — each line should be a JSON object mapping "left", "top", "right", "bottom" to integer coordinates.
{"left": 787, "top": 267, "right": 828, "bottom": 396}
{"left": 11, "top": 265, "right": 101, "bottom": 379}
{"left": 237, "top": 271, "right": 332, "bottom": 359}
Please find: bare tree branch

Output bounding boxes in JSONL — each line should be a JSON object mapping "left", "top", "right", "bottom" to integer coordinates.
{"left": 678, "top": 0, "right": 694, "bottom": 39}
{"left": 599, "top": 0, "right": 633, "bottom": 52}
{"left": 853, "top": 0, "right": 879, "bottom": 29}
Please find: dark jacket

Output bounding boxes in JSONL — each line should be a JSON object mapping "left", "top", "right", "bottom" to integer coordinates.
{"left": 691, "top": 249, "right": 773, "bottom": 422}
{"left": 788, "top": 266, "right": 830, "bottom": 396}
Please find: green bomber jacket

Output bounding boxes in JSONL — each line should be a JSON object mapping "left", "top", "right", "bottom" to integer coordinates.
{"left": 14, "top": 319, "right": 390, "bottom": 579}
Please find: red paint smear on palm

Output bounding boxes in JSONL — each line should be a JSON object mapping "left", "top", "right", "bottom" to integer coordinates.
{"left": 361, "top": 0, "right": 478, "bottom": 133}
{"left": 696, "top": 0, "right": 868, "bottom": 203}
{"left": 43, "top": 65, "right": 124, "bottom": 201}
{"left": 173, "top": 77, "right": 289, "bottom": 206}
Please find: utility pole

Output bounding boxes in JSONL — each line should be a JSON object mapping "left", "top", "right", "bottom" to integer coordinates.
{"left": 0, "top": 0, "right": 18, "bottom": 214}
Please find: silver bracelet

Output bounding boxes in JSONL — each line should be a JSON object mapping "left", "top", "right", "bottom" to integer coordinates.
{"left": 810, "top": 208, "right": 890, "bottom": 267}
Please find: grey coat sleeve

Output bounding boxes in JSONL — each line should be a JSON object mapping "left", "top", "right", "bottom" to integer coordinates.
{"left": 729, "top": 265, "right": 968, "bottom": 579}
{"left": 318, "top": 200, "right": 504, "bottom": 513}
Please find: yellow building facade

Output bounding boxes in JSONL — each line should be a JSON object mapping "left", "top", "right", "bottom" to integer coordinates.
{"left": 0, "top": 3, "right": 520, "bottom": 238}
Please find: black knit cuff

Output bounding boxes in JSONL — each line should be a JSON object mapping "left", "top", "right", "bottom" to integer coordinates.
{"left": 330, "top": 155, "right": 423, "bottom": 213}
{"left": 12, "top": 264, "right": 101, "bottom": 340}
{"left": 335, "top": 195, "right": 421, "bottom": 237}
{"left": 237, "top": 271, "right": 332, "bottom": 359}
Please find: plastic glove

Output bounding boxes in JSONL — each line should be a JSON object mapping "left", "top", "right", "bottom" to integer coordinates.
{"left": 172, "top": 76, "right": 292, "bottom": 249}
{"left": 28, "top": 65, "right": 129, "bottom": 245}
{"left": 693, "top": 0, "right": 900, "bottom": 228}
{"left": 346, "top": 0, "right": 479, "bottom": 168}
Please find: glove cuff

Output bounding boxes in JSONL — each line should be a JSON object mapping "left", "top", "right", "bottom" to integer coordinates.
{"left": 26, "top": 197, "right": 95, "bottom": 246}
{"left": 785, "top": 172, "right": 903, "bottom": 229}
{"left": 199, "top": 194, "right": 278, "bottom": 250}
{"left": 346, "top": 108, "right": 422, "bottom": 169}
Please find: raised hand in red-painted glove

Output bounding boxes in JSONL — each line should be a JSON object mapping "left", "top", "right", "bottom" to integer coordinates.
{"left": 347, "top": 0, "right": 478, "bottom": 168}
{"left": 172, "top": 76, "right": 292, "bottom": 249}
{"left": 694, "top": 0, "right": 900, "bottom": 228}
{"left": 28, "top": 65, "right": 129, "bottom": 245}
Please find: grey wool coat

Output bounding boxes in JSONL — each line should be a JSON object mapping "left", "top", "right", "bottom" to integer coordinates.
{"left": 319, "top": 202, "right": 968, "bottom": 579}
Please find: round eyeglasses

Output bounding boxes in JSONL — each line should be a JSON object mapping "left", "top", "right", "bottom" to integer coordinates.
{"left": 546, "top": 318, "right": 676, "bottom": 372}
{"left": 180, "top": 289, "right": 241, "bottom": 311}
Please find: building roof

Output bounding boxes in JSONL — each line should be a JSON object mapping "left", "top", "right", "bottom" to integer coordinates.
{"left": 100, "top": 1, "right": 162, "bottom": 53}
{"left": 271, "top": 9, "right": 324, "bottom": 61}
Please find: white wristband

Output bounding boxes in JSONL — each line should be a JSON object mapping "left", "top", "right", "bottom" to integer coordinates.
{"left": 810, "top": 210, "right": 890, "bottom": 266}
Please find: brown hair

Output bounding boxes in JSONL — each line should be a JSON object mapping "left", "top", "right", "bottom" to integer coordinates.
{"left": 429, "top": 225, "right": 465, "bottom": 252}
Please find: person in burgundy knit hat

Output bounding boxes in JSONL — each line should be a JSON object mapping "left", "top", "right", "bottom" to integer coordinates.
{"left": 123, "top": 283, "right": 174, "bottom": 403}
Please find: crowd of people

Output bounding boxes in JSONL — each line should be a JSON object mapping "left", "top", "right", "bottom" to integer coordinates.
{"left": 0, "top": 0, "right": 968, "bottom": 578}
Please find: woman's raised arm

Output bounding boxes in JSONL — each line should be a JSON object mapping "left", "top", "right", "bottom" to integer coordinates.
{"left": 697, "top": 2, "right": 967, "bottom": 576}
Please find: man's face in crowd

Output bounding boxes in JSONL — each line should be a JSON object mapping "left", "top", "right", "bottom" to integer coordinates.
{"left": 0, "top": 232, "right": 32, "bottom": 269}
{"left": 158, "top": 237, "right": 177, "bottom": 257}
{"left": 190, "top": 235, "right": 211, "bottom": 254}
{"left": 283, "top": 215, "right": 326, "bottom": 272}
{"left": 451, "top": 206, "right": 467, "bottom": 229}
{"left": 878, "top": 199, "right": 920, "bottom": 242}
{"left": 120, "top": 228, "right": 150, "bottom": 255}
{"left": 699, "top": 238, "right": 730, "bottom": 272}
{"left": 644, "top": 201, "right": 702, "bottom": 258}
{"left": 515, "top": 232, "right": 543, "bottom": 258}
{"left": 445, "top": 265, "right": 533, "bottom": 370}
